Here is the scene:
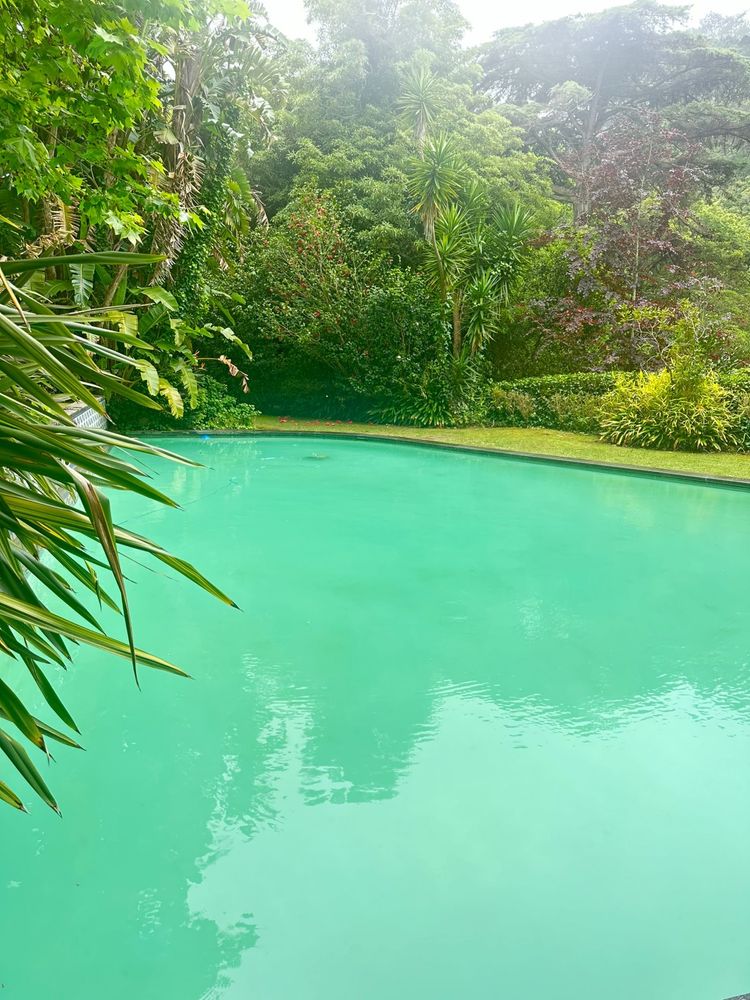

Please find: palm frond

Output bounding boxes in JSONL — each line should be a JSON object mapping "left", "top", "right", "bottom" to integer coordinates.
{"left": 0, "top": 251, "right": 235, "bottom": 813}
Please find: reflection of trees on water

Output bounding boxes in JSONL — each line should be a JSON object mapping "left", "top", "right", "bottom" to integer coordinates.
{"left": 173, "top": 440, "right": 750, "bottom": 995}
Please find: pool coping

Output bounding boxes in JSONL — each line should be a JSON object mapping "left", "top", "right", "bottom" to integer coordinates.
{"left": 143, "top": 428, "right": 750, "bottom": 491}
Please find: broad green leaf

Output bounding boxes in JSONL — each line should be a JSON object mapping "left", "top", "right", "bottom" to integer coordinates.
{"left": 69, "top": 263, "right": 94, "bottom": 307}
{"left": 133, "top": 358, "right": 160, "bottom": 396}
{"left": 159, "top": 378, "right": 184, "bottom": 418}
{"left": 139, "top": 286, "right": 179, "bottom": 311}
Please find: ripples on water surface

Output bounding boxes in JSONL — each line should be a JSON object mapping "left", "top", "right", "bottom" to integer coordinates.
{"left": 2, "top": 437, "right": 750, "bottom": 999}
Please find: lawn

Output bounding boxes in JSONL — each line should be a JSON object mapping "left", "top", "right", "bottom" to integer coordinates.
{"left": 255, "top": 415, "right": 750, "bottom": 482}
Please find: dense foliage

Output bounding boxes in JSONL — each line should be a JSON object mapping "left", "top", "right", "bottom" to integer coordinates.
{"left": 219, "top": 0, "right": 750, "bottom": 438}
{"left": 0, "top": 0, "right": 275, "bottom": 812}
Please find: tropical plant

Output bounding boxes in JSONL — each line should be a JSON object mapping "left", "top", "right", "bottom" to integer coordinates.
{"left": 111, "top": 373, "right": 257, "bottom": 432}
{"left": 398, "top": 67, "right": 439, "bottom": 152}
{"left": 599, "top": 311, "right": 736, "bottom": 451}
{"left": 408, "top": 134, "right": 465, "bottom": 243}
{"left": 423, "top": 200, "right": 535, "bottom": 357}
{"left": 148, "top": 4, "right": 284, "bottom": 292}
{"left": 376, "top": 353, "right": 487, "bottom": 427}
{"left": 0, "top": 251, "right": 235, "bottom": 813}
{"left": 599, "top": 368, "right": 735, "bottom": 451}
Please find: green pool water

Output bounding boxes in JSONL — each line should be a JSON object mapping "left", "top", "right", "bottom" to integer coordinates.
{"left": 2, "top": 436, "right": 750, "bottom": 999}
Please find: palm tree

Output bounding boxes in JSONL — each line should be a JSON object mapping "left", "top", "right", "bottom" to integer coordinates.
{"left": 407, "top": 133, "right": 464, "bottom": 244}
{"left": 150, "top": 10, "right": 283, "bottom": 281}
{"left": 398, "top": 67, "right": 439, "bottom": 153}
{"left": 0, "top": 251, "right": 235, "bottom": 813}
{"left": 424, "top": 201, "right": 536, "bottom": 357}
{"left": 428, "top": 203, "right": 472, "bottom": 356}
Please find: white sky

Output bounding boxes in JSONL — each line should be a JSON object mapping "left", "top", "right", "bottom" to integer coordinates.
{"left": 267, "top": 0, "right": 750, "bottom": 45}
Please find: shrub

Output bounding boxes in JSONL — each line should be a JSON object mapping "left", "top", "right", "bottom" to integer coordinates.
{"left": 501, "top": 372, "right": 620, "bottom": 397}
{"left": 375, "top": 355, "right": 488, "bottom": 427}
{"left": 726, "top": 390, "right": 750, "bottom": 451}
{"left": 232, "top": 197, "right": 448, "bottom": 418}
{"left": 111, "top": 374, "right": 257, "bottom": 433}
{"left": 718, "top": 369, "right": 750, "bottom": 393}
{"left": 546, "top": 392, "right": 603, "bottom": 433}
{"left": 488, "top": 386, "right": 536, "bottom": 425}
{"left": 486, "top": 372, "right": 619, "bottom": 430}
{"left": 600, "top": 369, "right": 736, "bottom": 451}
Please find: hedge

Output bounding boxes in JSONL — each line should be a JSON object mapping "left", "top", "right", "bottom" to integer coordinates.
{"left": 487, "top": 369, "right": 750, "bottom": 433}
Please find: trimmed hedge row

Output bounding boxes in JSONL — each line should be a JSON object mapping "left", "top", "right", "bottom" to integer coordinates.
{"left": 487, "top": 370, "right": 750, "bottom": 434}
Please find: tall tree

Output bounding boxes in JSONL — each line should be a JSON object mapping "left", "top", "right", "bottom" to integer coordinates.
{"left": 481, "top": 2, "right": 750, "bottom": 218}
{"left": 306, "top": 0, "right": 467, "bottom": 104}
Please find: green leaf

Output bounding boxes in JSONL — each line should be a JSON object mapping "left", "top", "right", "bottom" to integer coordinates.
{"left": 0, "top": 729, "right": 59, "bottom": 814}
{"left": 0, "top": 593, "right": 189, "bottom": 676}
{"left": 0, "top": 780, "right": 25, "bottom": 811}
{"left": 159, "top": 378, "right": 184, "bottom": 418}
{"left": 0, "top": 252, "right": 164, "bottom": 275}
{"left": 139, "top": 286, "right": 179, "bottom": 311}
{"left": 69, "top": 262, "right": 94, "bottom": 307}
{"left": 133, "top": 358, "right": 160, "bottom": 396}
{"left": 0, "top": 677, "right": 44, "bottom": 749}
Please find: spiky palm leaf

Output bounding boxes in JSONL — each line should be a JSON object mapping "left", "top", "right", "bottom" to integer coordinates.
{"left": 408, "top": 133, "right": 465, "bottom": 243}
{"left": 0, "top": 251, "right": 235, "bottom": 814}
{"left": 398, "top": 67, "right": 439, "bottom": 152}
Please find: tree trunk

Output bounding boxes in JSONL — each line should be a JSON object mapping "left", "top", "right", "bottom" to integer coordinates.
{"left": 452, "top": 297, "right": 462, "bottom": 358}
{"left": 575, "top": 63, "right": 606, "bottom": 222}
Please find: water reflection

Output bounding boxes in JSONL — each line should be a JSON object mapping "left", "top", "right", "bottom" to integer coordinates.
{"left": 187, "top": 670, "right": 750, "bottom": 999}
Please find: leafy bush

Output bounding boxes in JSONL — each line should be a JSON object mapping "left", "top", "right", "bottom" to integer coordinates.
{"left": 232, "top": 194, "right": 449, "bottom": 417}
{"left": 487, "top": 372, "right": 620, "bottom": 430}
{"left": 487, "top": 387, "right": 536, "bottom": 425}
{"left": 375, "top": 355, "right": 488, "bottom": 427}
{"left": 546, "top": 392, "right": 603, "bottom": 433}
{"left": 599, "top": 310, "right": 748, "bottom": 452}
{"left": 111, "top": 375, "right": 257, "bottom": 433}
{"left": 600, "top": 369, "right": 736, "bottom": 451}
{"left": 501, "top": 372, "right": 620, "bottom": 397}
{"left": 729, "top": 391, "right": 750, "bottom": 451}
{"left": 719, "top": 369, "right": 750, "bottom": 393}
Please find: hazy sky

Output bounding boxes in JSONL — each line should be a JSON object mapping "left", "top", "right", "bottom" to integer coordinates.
{"left": 267, "top": 0, "right": 750, "bottom": 45}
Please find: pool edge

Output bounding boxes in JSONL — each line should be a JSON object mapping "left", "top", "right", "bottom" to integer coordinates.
{"left": 141, "top": 428, "right": 750, "bottom": 490}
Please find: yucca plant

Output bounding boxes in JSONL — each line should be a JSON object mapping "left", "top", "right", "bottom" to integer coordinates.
{"left": 0, "top": 251, "right": 235, "bottom": 814}
{"left": 397, "top": 67, "right": 439, "bottom": 153}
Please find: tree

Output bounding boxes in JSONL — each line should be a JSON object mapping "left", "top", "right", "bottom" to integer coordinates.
{"left": 0, "top": 0, "right": 184, "bottom": 247}
{"left": 408, "top": 133, "right": 465, "bottom": 243}
{"left": 482, "top": 2, "right": 750, "bottom": 218}
{"left": 147, "top": 4, "right": 283, "bottom": 293}
{"left": 424, "top": 200, "right": 535, "bottom": 357}
{"left": 306, "top": 0, "right": 467, "bottom": 104}
{"left": 398, "top": 67, "right": 439, "bottom": 152}
{"left": 0, "top": 0, "right": 281, "bottom": 416}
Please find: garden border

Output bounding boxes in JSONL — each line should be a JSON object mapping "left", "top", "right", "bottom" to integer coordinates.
{"left": 143, "top": 428, "right": 750, "bottom": 491}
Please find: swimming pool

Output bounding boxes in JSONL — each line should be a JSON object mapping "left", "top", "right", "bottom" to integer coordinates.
{"left": 2, "top": 435, "right": 749, "bottom": 998}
